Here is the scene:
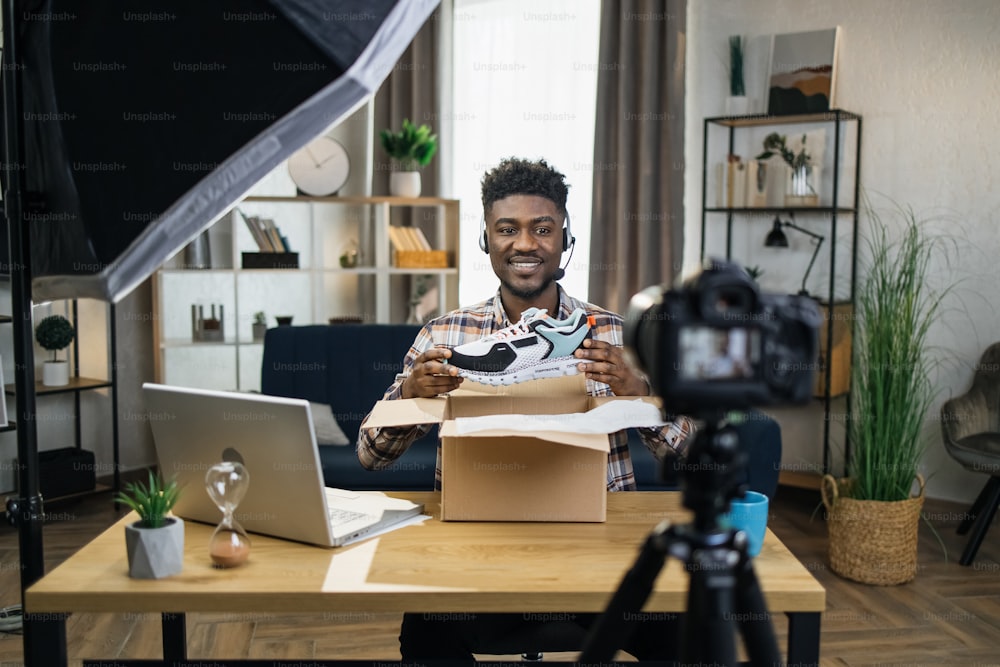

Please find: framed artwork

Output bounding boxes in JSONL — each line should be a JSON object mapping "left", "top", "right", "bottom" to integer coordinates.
{"left": 766, "top": 28, "right": 841, "bottom": 116}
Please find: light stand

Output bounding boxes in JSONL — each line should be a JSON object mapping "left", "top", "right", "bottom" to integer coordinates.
{"left": 764, "top": 215, "right": 825, "bottom": 297}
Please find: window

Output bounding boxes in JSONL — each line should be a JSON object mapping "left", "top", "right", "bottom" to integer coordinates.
{"left": 450, "top": 0, "right": 600, "bottom": 305}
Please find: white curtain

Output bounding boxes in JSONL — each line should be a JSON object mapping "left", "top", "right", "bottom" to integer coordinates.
{"left": 451, "top": 0, "right": 601, "bottom": 305}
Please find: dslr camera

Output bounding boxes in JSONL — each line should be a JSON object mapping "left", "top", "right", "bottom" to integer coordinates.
{"left": 626, "top": 258, "right": 822, "bottom": 415}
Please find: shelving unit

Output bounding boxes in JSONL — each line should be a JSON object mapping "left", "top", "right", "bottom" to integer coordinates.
{"left": 700, "top": 109, "right": 863, "bottom": 488}
{"left": 153, "top": 195, "right": 460, "bottom": 392}
{"left": 1, "top": 299, "right": 119, "bottom": 500}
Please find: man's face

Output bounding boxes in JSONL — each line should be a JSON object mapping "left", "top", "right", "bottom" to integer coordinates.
{"left": 484, "top": 194, "right": 564, "bottom": 300}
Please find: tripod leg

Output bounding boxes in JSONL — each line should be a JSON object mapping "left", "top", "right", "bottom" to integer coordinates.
{"left": 578, "top": 523, "right": 671, "bottom": 662}
{"left": 681, "top": 547, "right": 737, "bottom": 666}
{"left": 733, "top": 551, "right": 782, "bottom": 667}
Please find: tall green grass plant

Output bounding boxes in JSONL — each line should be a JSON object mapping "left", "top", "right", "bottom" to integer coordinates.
{"left": 848, "top": 204, "right": 949, "bottom": 502}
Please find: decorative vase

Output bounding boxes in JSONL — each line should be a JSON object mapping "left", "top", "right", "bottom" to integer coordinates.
{"left": 822, "top": 475, "right": 925, "bottom": 585}
{"left": 389, "top": 171, "right": 421, "bottom": 198}
{"left": 183, "top": 230, "right": 212, "bottom": 269}
{"left": 252, "top": 322, "right": 267, "bottom": 342}
{"left": 124, "top": 517, "right": 185, "bottom": 579}
{"left": 785, "top": 164, "right": 820, "bottom": 207}
{"left": 42, "top": 360, "right": 70, "bottom": 387}
{"left": 725, "top": 95, "right": 750, "bottom": 116}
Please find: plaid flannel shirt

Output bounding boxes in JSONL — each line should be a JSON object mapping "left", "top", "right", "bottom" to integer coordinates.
{"left": 357, "top": 288, "right": 695, "bottom": 491}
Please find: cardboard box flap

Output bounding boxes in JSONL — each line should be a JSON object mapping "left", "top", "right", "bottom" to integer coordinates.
{"left": 438, "top": 420, "right": 611, "bottom": 452}
{"left": 365, "top": 397, "right": 447, "bottom": 428}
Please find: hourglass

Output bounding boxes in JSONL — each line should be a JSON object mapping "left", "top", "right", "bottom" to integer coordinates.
{"left": 205, "top": 461, "right": 251, "bottom": 568}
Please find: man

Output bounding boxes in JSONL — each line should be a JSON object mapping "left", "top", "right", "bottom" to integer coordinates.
{"left": 357, "top": 157, "right": 696, "bottom": 661}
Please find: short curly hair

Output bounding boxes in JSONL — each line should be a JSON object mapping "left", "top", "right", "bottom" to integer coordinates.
{"left": 481, "top": 157, "right": 570, "bottom": 216}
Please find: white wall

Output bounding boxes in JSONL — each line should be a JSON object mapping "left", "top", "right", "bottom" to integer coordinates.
{"left": 686, "top": 0, "right": 1000, "bottom": 503}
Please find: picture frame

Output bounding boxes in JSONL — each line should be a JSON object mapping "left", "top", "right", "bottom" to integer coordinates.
{"left": 766, "top": 28, "right": 841, "bottom": 116}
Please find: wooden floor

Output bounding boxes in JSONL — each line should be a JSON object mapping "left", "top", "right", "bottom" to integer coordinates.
{"left": 0, "top": 485, "right": 997, "bottom": 666}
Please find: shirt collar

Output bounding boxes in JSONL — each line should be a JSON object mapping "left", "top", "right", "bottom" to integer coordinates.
{"left": 488, "top": 285, "right": 572, "bottom": 328}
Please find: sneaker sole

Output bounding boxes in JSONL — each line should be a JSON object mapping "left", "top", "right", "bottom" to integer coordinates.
{"left": 457, "top": 356, "right": 587, "bottom": 386}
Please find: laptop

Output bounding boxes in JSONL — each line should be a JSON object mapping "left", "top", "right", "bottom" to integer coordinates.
{"left": 142, "top": 383, "right": 424, "bottom": 547}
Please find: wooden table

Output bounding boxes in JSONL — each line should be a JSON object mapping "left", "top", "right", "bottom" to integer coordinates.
{"left": 26, "top": 492, "right": 825, "bottom": 665}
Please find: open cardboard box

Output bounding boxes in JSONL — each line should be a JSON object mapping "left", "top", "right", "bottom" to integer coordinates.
{"left": 366, "top": 375, "right": 662, "bottom": 522}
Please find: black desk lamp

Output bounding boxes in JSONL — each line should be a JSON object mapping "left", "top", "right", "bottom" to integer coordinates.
{"left": 764, "top": 216, "right": 825, "bottom": 297}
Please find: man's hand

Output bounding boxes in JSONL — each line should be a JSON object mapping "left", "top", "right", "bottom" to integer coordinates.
{"left": 575, "top": 339, "right": 649, "bottom": 397}
{"left": 401, "top": 348, "right": 464, "bottom": 398}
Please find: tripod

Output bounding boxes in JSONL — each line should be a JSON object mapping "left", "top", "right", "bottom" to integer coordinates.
{"left": 579, "top": 412, "right": 782, "bottom": 666}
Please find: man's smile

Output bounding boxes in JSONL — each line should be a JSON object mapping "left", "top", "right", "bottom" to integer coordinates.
{"left": 508, "top": 256, "right": 543, "bottom": 275}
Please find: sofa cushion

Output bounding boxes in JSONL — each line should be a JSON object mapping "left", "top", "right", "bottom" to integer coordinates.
{"left": 309, "top": 402, "right": 349, "bottom": 446}
{"left": 261, "top": 323, "right": 437, "bottom": 490}
{"left": 261, "top": 324, "right": 423, "bottom": 441}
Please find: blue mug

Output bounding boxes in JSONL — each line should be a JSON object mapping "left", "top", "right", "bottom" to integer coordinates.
{"left": 721, "top": 491, "right": 769, "bottom": 557}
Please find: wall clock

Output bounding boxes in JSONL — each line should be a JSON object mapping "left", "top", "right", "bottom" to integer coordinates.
{"left": 287, "top": 136, "right": 350, "bottom": 196}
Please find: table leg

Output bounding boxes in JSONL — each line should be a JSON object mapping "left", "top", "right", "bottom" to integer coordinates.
{"left": 786, "top": 611, "right": 821, "bottom": 666}
{"left": 162, "top": 612, "right": 187, "bottom": 662}
{"left": 25, "top": 613, "right": 68, "bottom": 666}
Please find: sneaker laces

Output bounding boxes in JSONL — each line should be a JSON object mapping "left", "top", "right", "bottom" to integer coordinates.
{"left": 485, "top": 308, "right": 548, "bottom": 342}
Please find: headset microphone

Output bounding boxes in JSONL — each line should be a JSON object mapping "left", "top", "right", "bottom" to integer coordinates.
{"left": 553, "top": 234, "right": 576, "bottom": 281}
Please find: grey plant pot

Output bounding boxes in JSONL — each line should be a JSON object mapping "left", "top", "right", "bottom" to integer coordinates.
{"left": 124, "top": 517, "right": 185, "bottom": 579}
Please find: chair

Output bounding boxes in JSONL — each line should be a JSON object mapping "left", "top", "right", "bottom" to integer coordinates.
{"left": 940, "top": 342, "right": 1000, "bottom": 565}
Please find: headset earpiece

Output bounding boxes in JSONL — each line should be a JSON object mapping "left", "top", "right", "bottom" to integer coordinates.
{"left": 479, "top": 216, "right": 489, "bottom": 254}
{"left": 562, "top": 212, "right": 575, "bottom": 252}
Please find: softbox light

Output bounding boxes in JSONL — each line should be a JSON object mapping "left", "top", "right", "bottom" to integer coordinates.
{"left": 8, "top": 0, "right": 438, "bottom": 302}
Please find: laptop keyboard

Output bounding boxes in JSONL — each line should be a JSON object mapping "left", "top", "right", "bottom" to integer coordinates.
{"left": 327, "top": 507, "right": 369, "bottom": 527}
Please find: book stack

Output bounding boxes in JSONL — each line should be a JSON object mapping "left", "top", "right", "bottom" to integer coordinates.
{"left": 237, "top": 209, "right": 299, "bottom": 269}
{"left": 388, "top": 226, "right": 448, "bottom": 269}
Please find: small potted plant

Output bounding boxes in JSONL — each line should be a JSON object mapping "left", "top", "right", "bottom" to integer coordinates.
{"left": 252, "top": 311, "right": 268, "bottom": 342}
{"left": 756, "top": 132, "right": 818, "bottom": 206}
{"left": 116, "top": 470, "right": 184, "bottom": 579}
{"left": 34, "top": 314, "right": 75, "bottom": 387}
{"left": 380, "top": 118, "right": 438, "bottom": 197}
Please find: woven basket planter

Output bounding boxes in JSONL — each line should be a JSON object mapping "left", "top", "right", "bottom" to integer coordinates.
{"left": 821, "top": 474, "right": 925, "bottom": 585}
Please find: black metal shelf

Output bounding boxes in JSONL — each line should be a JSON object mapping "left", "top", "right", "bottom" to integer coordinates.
{"left": 705, "top": 206, "right": 857, "bottom": 215}
{"left": 0, "top": 302, "right": 119, "bottom": 499}
{"left": 700, "top": 110, "right": 863, "bottom": 479}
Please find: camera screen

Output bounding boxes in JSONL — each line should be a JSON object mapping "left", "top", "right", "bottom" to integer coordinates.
{"left": 678, "top": 326, "right": 759, "bottom": 381}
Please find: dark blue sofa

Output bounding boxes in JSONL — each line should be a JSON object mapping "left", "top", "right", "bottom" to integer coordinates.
{"left": 260, "top": 324, "right": 782, "bottom": 496}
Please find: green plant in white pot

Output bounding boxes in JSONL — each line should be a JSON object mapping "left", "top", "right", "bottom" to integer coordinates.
{"left": 116, "top": 470, "right": 184, "bottom": 579}
{"left": 34, "top": 314, "right": 75, "bottom": 387}
{"left": 822, "top": 202, "right": 951, "bottom": 585}
{"left": 380, "top": 118, "right": 438, "bottom": 197}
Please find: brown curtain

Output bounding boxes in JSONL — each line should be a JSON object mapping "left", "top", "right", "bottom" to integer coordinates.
{"left": 372, "top": 7, "right": 441, "bottom": 197}
{"left": 589, "top": 0, "right": 686, "bottom": 313}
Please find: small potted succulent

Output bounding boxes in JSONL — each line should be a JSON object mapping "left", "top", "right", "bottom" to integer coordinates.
{"left": 252, "top": 311, "right": 268, "bottom": 342}
{"left": 116, "top": 470, "right": 184, "bottom": 579}
{"left": 34, "top": 314, "right": 75, "bottom": 387}
{"left": 380, "top": 118, "right": 438, "bottom": 197}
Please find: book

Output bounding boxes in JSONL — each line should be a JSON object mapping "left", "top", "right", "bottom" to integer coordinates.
{"left": 411, "top": 227, "right": 433, "bottom": 251}
{"left": 261, "top": 218, "right": 286, "bottom": 252}
{"left": 236, "top": 209, "right": 272, "bottom": 252}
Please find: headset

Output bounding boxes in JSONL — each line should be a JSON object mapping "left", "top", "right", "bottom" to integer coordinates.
{"left": 479, "top": 211, "right": 576, "bottom": 253}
